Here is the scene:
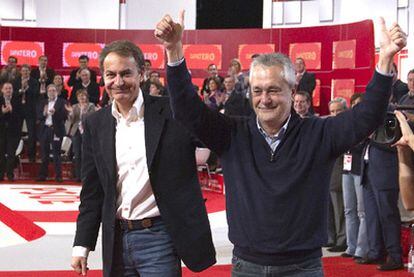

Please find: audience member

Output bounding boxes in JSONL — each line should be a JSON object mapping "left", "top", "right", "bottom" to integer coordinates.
{"left": 148, "top": 81, "right": 164, "bottom": 97}
{"left": 70, "top": 68, "right": 100, "bottom": 105}
{"left": 203, "top": 77, "right": 223, "bottom": 110}
{"left": 65, "top": 89, "right": 96, "bottom": 182}
{"left": 0, "top": 82, "right": 23, "bottom": 181}
{"left": 340, "top": 93, "right": 369, "bottom": 260}
{"left": 14, "top": 64, "right": 40, "bottom": 162}
{"left": 293, "top": 91, "right": 313, "bottom": 118}
{"left": 143, "top": 59, "right": 152, "bottom": 81}
{"left": 202, "top": 63, "right": 224, "bottom": 94}
{"left": 53, "top": 74, "right": 69, "bottom": 100}
{"left": 218, "top": 75, "right": 252, "bottom": 117}
{"left": 295, "top": 58, "right": 316, "bottom": 112}
{"left": 398, "top": 69, "right": 414, "bottom": 113}
{"left": 30, "top": 55, "right": 56, "bottom": 96}
{"left": 390, "top": 63, "right": 408, "bottom": 104}
{"left": 36, "top": 84, "right": 68, "bottom": 182}
{"left": 67, "top": 55, "right": 97, "bottom": 87}
{"left": 0, "top": 56, "right": 19, "bottom": 85}
{"left": 228, "top": 58, "right": 248, "bottom": 95}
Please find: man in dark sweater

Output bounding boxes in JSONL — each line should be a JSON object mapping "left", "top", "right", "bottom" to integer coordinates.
{"left": 156, "top": 13, "right": 406, "bottom": 276}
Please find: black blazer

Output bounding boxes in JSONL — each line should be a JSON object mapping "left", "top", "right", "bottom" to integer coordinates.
{"left": 0, "top": 94, "right": 23, "bottom": 136}
{"left": 13, "top": 77, "right": 40, "bottom": 118}
{"left": 37, "top": 97, "right": 67, "bottom": 138}
{"left": 30, "top": 67, "right": 56, "bottom": 86}
{"left": 68, "top": 68, "right": 97, "bottom": 87}
{"left": 74, "top": 94, "right": 216, "bottom": 277}
{"left": 297, "top": 71, "right": 316, "bottom": 96}
{"left": 70, "top": 82, "right": 100, "bottom": 105}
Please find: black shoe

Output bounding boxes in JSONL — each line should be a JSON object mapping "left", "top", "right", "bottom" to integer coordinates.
{"left": 340, "top": 253, "right": 353, "bottom": 258}
{"left": 377, "top": 259, "right": 403, "bottom": 271}
{"left": 327, "top": 245, "right": 347, "bottom": 252}
{"left": 323, "top": 242, "right": 335, "bottom": 248}
{"left": 353, "top": 256, "right": 362, "bottom": 260}
{"left": 55, "top": 177, "right": 63, "bottom": 183}
{"left": 355, "top": 257, "right": 384, "bottom": 265}
{"left": 36, "top": 177, "right": 46, "bottom": 182}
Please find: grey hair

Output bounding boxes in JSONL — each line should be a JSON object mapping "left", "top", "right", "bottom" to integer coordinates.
{"left": 328, "top": 97, "right": 348, "bottom": 110}
{"left": 249, "top": 53, "right": 296, "bottom": 89}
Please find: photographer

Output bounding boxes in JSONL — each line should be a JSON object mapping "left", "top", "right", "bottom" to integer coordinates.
{"left": 394, "top": 110, "right": 414, "bottom": 210}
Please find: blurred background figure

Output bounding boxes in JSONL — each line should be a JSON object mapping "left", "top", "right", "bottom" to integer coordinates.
{"left": 293, "top": 91, "right": 313, "bottom": 118}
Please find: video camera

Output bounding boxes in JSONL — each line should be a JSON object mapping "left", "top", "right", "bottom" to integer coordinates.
{"left": 371, "top": 105, "right": 414, "bottom": 145}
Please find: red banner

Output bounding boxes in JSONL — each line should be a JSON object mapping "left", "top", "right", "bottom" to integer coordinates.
{"left": 191, "top": 78, "right": 204, "bottom": 91}
{"left": 139, "top": 44, "right": 165, "bottom": 69}
{"left": 238, "top": 44, "right": 275, "bottom": 69}
{"left": 1, "top": 41, "right": 44, "bottom": 66}
{"left": 289, "top": 42, "right": 321, "bottom": 70}
{"left": 332, "top": 40, "right": 356, "bottom": 69}
{"left": 183, "top": 44, "right": 222, "bottom": 70}
{"left": 313, "top": 79, "right": 321, "bottom": 108}
{"left": 331, "top": 79, "right": 355, "bottom": 106}
{"left": 62, "top": 42, "right": 105, "bottom": 68}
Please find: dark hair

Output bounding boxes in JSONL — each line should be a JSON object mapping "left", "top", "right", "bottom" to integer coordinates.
{"left": 76, "top": 88, "right": 89, "bottom": 99}
{"left": 8, "top": 56, "right": 17, "bottom": 63}
{"left": 150, "top": 80, "right": 163, "bottom": 90}
{"left": 350, "top": 93, "right": 364, "bottom": 106}
{"left": 144, "top": 59, "right": 151, "bottom": 65}
{"left": 39, "top": 55, "right": 48, "bottom": 60}
{"left": 294, "top": 91, "right": 311, "bottom": 103}
{"left": 150, "top": 70, "right": 160, "bottom": 77}
{"left": 207, "top": 63, "right": 217, "bottom": 69}
{"left": 408, "top": 69, "right": 414, "bottom": 77}
{"left": 208, "top": 76, "right": 222, "bottom": 89}
{"left": 21, "top": 64, "right": 31, "bottom": 70}
{"left": 79, "top": 55, "right": 89, "bottom": 61}
{"left": 99, "top": 40, "right": 144, "bottom": 74}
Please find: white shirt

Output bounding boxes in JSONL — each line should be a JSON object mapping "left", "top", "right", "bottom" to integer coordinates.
{"left": 45, "top": 98, "right": 56, "bottom": 126}
{"left": 73, "top": 90, "right": 160, "bottom": 258}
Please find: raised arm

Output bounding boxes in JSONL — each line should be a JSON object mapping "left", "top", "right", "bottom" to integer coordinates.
{"left": 154, "top": 11, "right": 232, "bottom": 155}
{"left": 326, "top": 18, "right": 407, "bottom": 156}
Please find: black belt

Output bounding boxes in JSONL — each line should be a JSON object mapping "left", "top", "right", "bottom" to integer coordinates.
{"left": 118, "top": 216, "right": 162, "bottom": 231}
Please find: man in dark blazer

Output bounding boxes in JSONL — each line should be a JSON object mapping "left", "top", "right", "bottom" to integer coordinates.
{"left": 357, "top": 139, "right": 403, "bottom": 270}
{"left": 71, "top": 40, "right": 215, "bottom": 277}
{"left": 14, "top": 64, "right": 40, "bottom": 162}
{"left": 69, "top": 68, "right": 100, "bottom": 105}
{"left": 36, "top": 84, "right": 67, "bottom": 182}
{"left": 0, "top": 82, "right": 23, "bottom": 181}
{"left": 30, "top": 55, "right": 56, "bottom": 88}
{"left": 219, "top": 75, "right": 252, "bottom": 117}
{"left": 67, "top": 55, "right": 98, "bottom": 88}
{"left": 295, "top": 58, "right": 316, "bottom": 112}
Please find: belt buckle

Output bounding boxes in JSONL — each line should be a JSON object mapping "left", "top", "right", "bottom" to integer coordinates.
{"left": 141, "top": 218, "right": 152, "bottom": 228}
{"left": 127, "top": 220, "right": 133, "bottom": 230}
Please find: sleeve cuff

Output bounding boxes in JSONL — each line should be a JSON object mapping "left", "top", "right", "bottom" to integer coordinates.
{"left": 72, "top": 246, "right": 90, "bottom": 258}
{"left": 375, "top": 64, "right": 395, "bottom": 77}
{"left": 167, "top": 57, "right": 185, "bottom": 67}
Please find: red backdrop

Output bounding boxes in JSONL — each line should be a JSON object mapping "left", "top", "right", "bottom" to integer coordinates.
{"left": 0, "top": 20, "right": 375, "bottom": 115}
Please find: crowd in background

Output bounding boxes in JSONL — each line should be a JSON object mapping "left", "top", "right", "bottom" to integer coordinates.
{"left": 1, "top": 50, "right": 414, "bottom": 270}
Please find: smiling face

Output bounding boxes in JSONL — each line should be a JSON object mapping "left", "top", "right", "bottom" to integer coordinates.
{"left": 103, "top": 52, "right": 141, "bottom": 107}
{"left": 293, "top": 94, "right": 310, "bottom": 116}
{"left": 250, "top": 65, "right": 293, "bottom": 130}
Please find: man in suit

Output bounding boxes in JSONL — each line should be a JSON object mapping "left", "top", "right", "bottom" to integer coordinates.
{"left": 295, "top": 58, "right": 316, "bottom": 112}
{"left": 219, "top": 75, "right": 252, "bottom": 117}
{"left": 69, "top": 68, "right": 100, "bottom": 105}
{"left": 0, "top": 82, "right": 23, "bottom": 181}
{"left": 36, "top": 84, "right": 67, "bottom": 182}
{"left": 67, "top": 55, "right": 98, "bottom": 88}
{"left": 71, "top": 40, "right": 215, "bottom": 277}
{"left": 390, "top": 63, "right": 408, "bottom": 104}
{"left": 156, "top": 12, "right": 405, "bottom": 276}
{"left": 293, "top": 91, "right": 313, "bottom": 118}
{"left": 30, "top": 55, "right": 56, "bottom": 96}
{"left": 14, "top": 64, "right": 40, "bottom": 162}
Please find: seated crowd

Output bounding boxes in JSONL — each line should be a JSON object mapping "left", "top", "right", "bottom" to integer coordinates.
{"left": 1, "top": 50, "right": 414, "bottom": 271}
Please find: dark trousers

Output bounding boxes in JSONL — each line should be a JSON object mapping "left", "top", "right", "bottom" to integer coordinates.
{"left": 0, "top": 131, "right": 20, "bottom": 179}
{"left": 38, "top": 126, "right": 62, "bottom": 179}
{"left": 363, "top": 169, "right": 401, "bottom": 262}
{"left": 72, "top": 131, "right": 82, "bottom": 180}
{"left": 25, "top": 117, "right": 37, "bottom": 161}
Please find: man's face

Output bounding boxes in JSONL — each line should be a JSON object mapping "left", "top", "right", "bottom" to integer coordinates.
{"left": 79, "top": 58, "right": 88, "bottom": 69}
{"left": 149, "top": 72, "right": 160, "bottom": 82}
{"left": 144, "top": 61, "right": 151, "bottom": 72}
{"left": 329, "top": 102, "right": 345, "bottom": 116}
{"left": 47, "top": 86, "right": 58, "bottom": 100}
{"left": 39, "top": 56, "right": 48, "bottom": 68}
{"left": 224, "top": 77, "right": 235, "bottom": 92}
{"left": 208, "top": 64, "right": 218, "bottom": 77}
{"left": 21, "top": 67, "right": 30, "bottom": 78}
{"left": 250, "top": 65, "right": 293, "bottom": 127}
{"left": 295, "top": 59, "right": 305, "bottom": 74}
{"left": 7, "top": 57, "right": 17, "bottom": 67}
{"left": 293, "top": 94, "right": 310, "bottom": 116}
{"left": 149, "top": 84, "right": 161, "bottom": 97}
{"left": 80, "top": 70, "right": 91, "bottom": 83}
{"left": 53, "top": 75, "right": 63, "bottom": 85}
{"left": 408, "top": 73, "right": 414, "bottom": 92}
{"left": 1, "top": 83, "right": 13, "bottom": 98}
{"left": 103, "top": 52, "right": 141, "bottom": 106}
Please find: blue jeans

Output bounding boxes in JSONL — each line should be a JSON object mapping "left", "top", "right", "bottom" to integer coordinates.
{"left": 231, "top": 256, "right": 323, "bottom": 277}
{"left": 342, "top": 173, "right": 368, "bottom": 258}
{"left": 122, "top": 220, "right": 181, "bottom": 277}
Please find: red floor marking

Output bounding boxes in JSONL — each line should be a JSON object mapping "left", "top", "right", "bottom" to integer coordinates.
{"left": 18, "top": 211, "right": 79, "bottom": 222}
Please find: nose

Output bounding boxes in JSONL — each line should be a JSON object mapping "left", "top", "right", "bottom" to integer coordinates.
{"left": 260, "top": 92, "right": 272, "bottom": 104}
{"left": 114, "top": 74, "right": 124, "bottom": 87}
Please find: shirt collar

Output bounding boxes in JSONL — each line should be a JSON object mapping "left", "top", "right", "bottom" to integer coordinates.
{"left": 111, "top": 89, "right": 144, "bottom": 124}
{"left": 257, "top": 114, "right": 291, "bottom": 139}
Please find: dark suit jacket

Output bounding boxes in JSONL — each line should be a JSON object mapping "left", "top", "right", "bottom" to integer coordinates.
{"left": 297, "top": 71, "right": 316, "bottom": 96}
{"left": 391, "top": 79, "right": 408, "bottom": 104}
{"left": 13, "top": 77, "right": 40, "bottom": 118}
{"left": 37, "top": 98, "right": 67, "bottom": 138}
{"left": 74, "top": 94, "right": 216, "bottom": 277}
{"left": 0, "top": 94, "right": 23, "bottom": 136}
{"left": 68, "top": 68, "right": 97, "bottom": 87}
{"left": 222, "top": 90, "right": 253, "bottom": 117}
{"left": 30, "top": 67, "right": 56, "bottom": 86}
{"left": 70, "top": 82, "right": 100, "bottom": 105}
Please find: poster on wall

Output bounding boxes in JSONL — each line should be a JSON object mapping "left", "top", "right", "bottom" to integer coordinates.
{"left": 313, "top": 79, "right": 321, "bottom": 108}
{"left": 238, "top": 44, "right": 275, "bottom": 70}
{"left": 62, "top": 43, "right": 105, "bottom": 68}
{"left": 289, "top": 42, "right": 321, "bottom": 70}
{"left": 1, "top": 41, "right": 44, "bottom": 66}
{"left": 331, "top": 79, "right": 355, "bottom": 106}
{"left": 139, "top": 44, "right": 165, "bottom": 69}
{"left": 183, "top": 45, "right": 222, "bottom": 70}
{"left": 332, "top": 40, "right": 356, "bottom": 69}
